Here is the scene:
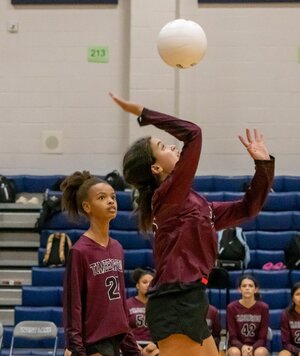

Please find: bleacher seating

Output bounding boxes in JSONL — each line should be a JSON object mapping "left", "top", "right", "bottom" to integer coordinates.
{"left": 1, "top": 174, "right": 299, "bottom": 355}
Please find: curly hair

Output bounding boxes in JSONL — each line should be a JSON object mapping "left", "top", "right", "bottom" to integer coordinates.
{"left": 60, "top": 171, "right": 107, "bottom": 218}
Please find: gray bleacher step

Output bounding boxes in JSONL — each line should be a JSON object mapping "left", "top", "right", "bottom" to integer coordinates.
{"left": 0, "top": 231, "right": 40, "bottom": 248}
{"left": 0, "top": 308, "right": 14, "bottom": 326}
{"left": 0, "top": 250, "right": 38, "bottom": 267}
{"left": 0, "top": 269, "right": 32, "bottom": 285}
{"left": 0, "top": 288, "right": 22, "bottom": 306}
{"left": 0, "top": 212, "right": 40, "bottom": 229}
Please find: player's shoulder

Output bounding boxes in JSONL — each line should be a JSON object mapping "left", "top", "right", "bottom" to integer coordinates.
{"left": 71, "top": 234, "right": 89, "bottom": 250}
{"left": 227, "top": 300, "right": 239, "bottom": 309}
{"left": 256, "top": 300, "right": 269, "bottom": 310}
{"left": 126, "top": 296, "right": 136, "bottom": 306}
{"left": 109, "top": 237, "right": 124, "bottom": 250}
{"left": 208, "top": 304, "right": 219, "bottom": 313}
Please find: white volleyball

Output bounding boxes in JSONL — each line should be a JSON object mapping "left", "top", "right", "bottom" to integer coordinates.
{"left": 157, "top": 19, "right": 207, "bottom": 69}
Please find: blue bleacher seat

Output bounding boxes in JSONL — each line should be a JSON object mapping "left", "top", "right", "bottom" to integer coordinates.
{"left": 22, "top": 286, "right": 63, "bottom": 307}
{"left": 14, "top": 306, "right": 63, "bottom": 327}
{"left": 214, "top": 176, "right": 250, "bottom": 192}
{"left": 43, "top": 211, "right": 89, "bottom": 230}
{"left": 263, "top": 192, "right": 297, "bottom": 211}
{"left": 290, "top": 270, "right": 300, "bottom": 286}
{"left": 192, "top": 176, "right": 215, "bottom": 192}
{"left": 272, "top": 176, "right": 284, "bottom": 192}
{"left": 23, "top": 175, "right": 64, "bottom": 193}
{"left": 116, "top": 191, "right": 133, "bottom": 211}
{"left": 251, "top": 269, "right": 290, "bottom": 289}
{"left": 208, "top": 289, "right": 228, "bottom": 310}
{"left": 283, "top": 176, "right": 300, "bottom": 192}
{"left": 51, "top": 307, "right": 63, "bottom": 326}
{"left": 256, "top": 212, "right": 293, "bottom": 231}
{"left": 109, "top": 230, "right": 152, "bottom": 249}
{"left": 6, "top": 176, "right": 25, "bottom": 193}
{"left": 254, "top": 250, "right": 285, "bottom": 269}
{"left": 124, "top": 270, "right": 135, "bottom": 288}
{"left": 271, "top": 329, "right": 282, "bottom": 353}
{"left": 41, "top": 229, "right": 153, "bottom": 250}
{"left": 296, "top": 192, "right": 300, "bottom": 210}
{"left": 6, "top": 175, "right": 65, "bottom": 194}
{"left": 293, "top": 211, "right": 300, "bottom": 229}
{"left": 260, "top": 289, "right": 290, "bottom": 309}
{"left": 124, "top": 250, "right": 154, "bottom": 269}
{"left": 269, "top": 309, "right": 282, "bottom": 330}
{"left": 14, "top": 306, "right": 51, "bottom": 325}
{"left": 248, "top": 250, "right": 256, "bottom": 268}
{"left": 240, "top": 218, "right": 257, "bottom": 231}
{"left": 110, "top": 211, "right": 138, "bottom": 231}
{"left": 244, "top": 231, "right": 256, "bottom": 249}
{"left": 32, "top": 267, "right": 65, "bottom": 287}
{"left": 255, "top": 231, "right": 296, "bottom": 250}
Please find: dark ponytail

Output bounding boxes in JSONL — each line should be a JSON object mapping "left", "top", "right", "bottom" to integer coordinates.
{"left": 123, "top": 137, "right": 159, "bottom": 232}
{"left": 60, "top": 171, "right": 107, "bottom": 218}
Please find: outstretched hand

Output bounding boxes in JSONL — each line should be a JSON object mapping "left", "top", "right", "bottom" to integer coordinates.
{"left": 109, "top": 92, "right": 144, "bottom": 117}
{"left": 239, "top": 129, "right": 270, "bottom": 161}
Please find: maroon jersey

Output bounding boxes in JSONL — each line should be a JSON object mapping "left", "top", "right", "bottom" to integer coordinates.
{"left": 139, "top": 109, "right": 274, "bottom": 289}
{"left": 126, "top": 297, "right": 152, "bottom": 342}
{"left": 206, "top": 304, "right": 221, "bottom": 346}
{"left": 64, "top": 235, "right": 140, "bottom": 356}
{"left": 280, "top": 309, "right": 300, "bottom": 354}
{"left": 227, "top": 300, "right": 269, "bottom": 350}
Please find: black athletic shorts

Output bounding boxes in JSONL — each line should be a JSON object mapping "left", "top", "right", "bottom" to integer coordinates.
{"left": 86, "top": 334, "right": 124, "bottom": 356}
{"left": 146, "top": 281, "right": 211, "bottom": 344}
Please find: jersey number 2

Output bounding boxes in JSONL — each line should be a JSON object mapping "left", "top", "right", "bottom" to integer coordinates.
{"left": 105, "top": 276, "right": 121, "bottom": 300}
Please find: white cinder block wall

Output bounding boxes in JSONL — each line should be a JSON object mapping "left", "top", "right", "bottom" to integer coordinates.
{"left": 1, "top": 0, "right": 299, "bottom": 176}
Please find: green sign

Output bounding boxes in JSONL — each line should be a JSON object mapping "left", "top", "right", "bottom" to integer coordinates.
{"left": 88, "top": 46, "right": 109, "bottom": 63}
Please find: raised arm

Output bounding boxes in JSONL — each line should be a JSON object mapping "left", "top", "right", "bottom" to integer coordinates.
{"left": 212, "top": 129, "right": 274, "bottom": 231}
{"left": 110, "top": 93, "right": 202, "bottom": 206}
{"left": 239, "top": 128, "right": 271, "bottom": 161}
{"left": 109, "top": 92, "right": 143, "bottom": 116}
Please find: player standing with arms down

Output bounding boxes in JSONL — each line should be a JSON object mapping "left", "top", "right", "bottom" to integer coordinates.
{"left": 110, "top": 93, "right": 274, "bottom": 356}
{"left": 61, "top": 171, "right": 141, "bottom": 356}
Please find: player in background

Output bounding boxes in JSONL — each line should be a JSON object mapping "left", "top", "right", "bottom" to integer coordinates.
{"left": 127, "top": 268, "right": 159, "bottom": 356}
{"left": 227, "top": 275, "right": 269, "bottom": 356}
{"left": 61, "top": 171, "right": 141, "bottom": 356}
{"left": 279, "top": 282, "right": 300, "bottom": 356}
{"left": 206, "top": 304, "right": 221, "bottom": 349}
